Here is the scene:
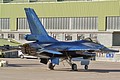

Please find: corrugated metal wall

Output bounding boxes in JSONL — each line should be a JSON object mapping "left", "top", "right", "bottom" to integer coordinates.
{"left": 0, "top": 1, "right": 119, "bottom": 31}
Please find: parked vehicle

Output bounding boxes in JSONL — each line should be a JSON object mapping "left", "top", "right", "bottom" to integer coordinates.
{"left": 18, "top": 50, "right": 37, "bottom": 59}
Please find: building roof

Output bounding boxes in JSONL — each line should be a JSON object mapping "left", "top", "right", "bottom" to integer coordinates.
{"left": 0, "top": 0, "right": 117, "bottom": 3}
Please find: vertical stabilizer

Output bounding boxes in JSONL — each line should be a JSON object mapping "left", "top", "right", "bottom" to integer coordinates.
{"left": 24, "top": 8, "right": 57, "bottom": 42}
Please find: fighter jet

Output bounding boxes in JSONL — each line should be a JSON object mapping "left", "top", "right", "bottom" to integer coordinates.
{"left": 22, "top": 8, "right": 119, "bottom": 71}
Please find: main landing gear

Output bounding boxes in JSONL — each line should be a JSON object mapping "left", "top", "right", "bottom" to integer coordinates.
{"left": 71, "top": 63, "right": 89, "bottom": 71}
{"left": 48, "top": 59, "right": 78, "bottom": 71}
{"left": 48, "top": 58, "right": 89, "bottom": 71}
{"left": 66, "top": 59, "right": 78, "bottom": 71}
{"left": 67, "top": 59, "right": 89, "bottom": 71}
{"left": 71, "top": 63, "right": 78, "bottom": 71}
{"left": 48, "top": 62, "right": 89, "bottom": 71}
{"left": 48, "top": 63, "right": 55, "bottom": 70}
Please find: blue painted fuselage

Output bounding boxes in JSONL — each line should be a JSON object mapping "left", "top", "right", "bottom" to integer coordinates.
{"left": 23, "top": 8, "right": 119, "bottom": 66}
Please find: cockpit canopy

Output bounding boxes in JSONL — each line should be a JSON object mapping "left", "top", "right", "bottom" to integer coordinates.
{"left": 84, "top": 37, "right": 100, "bottom": 44}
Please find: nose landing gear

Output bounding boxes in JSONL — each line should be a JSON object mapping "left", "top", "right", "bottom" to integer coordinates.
{"left": 84, "top": 65, "right": 88, "bottom": 70}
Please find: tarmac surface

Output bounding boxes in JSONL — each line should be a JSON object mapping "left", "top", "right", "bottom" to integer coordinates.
{"left": 0, "top": 58, "right": 120, "bottom": 80}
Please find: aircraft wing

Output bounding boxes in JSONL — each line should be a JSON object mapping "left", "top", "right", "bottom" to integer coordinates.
{"left": 36, "top": 49, "right": 62, "bottom": 58}
{"left": 37, "top": 49, "right": 62, "bottom": 54}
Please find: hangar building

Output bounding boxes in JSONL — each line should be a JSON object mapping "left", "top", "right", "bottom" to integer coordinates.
{"left": 0, "top": 0, "right": 120, "bottom": 47}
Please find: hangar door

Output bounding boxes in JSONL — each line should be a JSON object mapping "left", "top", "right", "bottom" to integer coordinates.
{"left": 113, "top": 32, "right": 120, "bottom": 46}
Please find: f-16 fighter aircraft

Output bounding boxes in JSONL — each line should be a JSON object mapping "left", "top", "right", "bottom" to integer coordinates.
{"left": 22, "top": 8, "right": 119, "bottom": 71}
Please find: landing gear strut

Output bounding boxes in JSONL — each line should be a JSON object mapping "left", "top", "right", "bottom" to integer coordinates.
{"left": 48, "top": 63, "right": 55, "bottom": 70}
{"left": 65, "top": 59, "right": 78, "bottom": 71}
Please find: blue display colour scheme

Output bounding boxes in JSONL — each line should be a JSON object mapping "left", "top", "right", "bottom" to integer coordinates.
{"left": 23, "top": 8, "right": 119, "bottom": 70}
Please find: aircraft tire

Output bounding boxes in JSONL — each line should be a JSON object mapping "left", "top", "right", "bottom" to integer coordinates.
{"left": 72, "top": 63, "right": 78, "bottom": 71}
{"left": 48, "top": 63, "right": 54, "bottom": 70}
{"left": 20, "top": 55, "right": 24, "bottom": 59}
{"left": 84, "top": 65, "right": 88, "bottom": 70}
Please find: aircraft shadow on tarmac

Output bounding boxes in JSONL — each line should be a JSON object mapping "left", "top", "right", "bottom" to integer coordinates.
{"left": 8, "top": 64, "right": 42, "bottom": 67}
{"left": 7, "top": 64, "right": 120, "bottom": 73}
{"left": 54, "top": 68, "right": 120, "bottom": 73}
